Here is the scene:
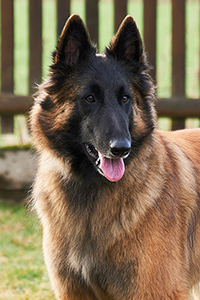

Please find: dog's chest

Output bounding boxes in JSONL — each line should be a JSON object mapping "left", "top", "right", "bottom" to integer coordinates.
{"left": 67, "top": 216, "right": 105, "bottom": 281}
{"left": 66, "top": 207, "right": 137, "bottom": 298}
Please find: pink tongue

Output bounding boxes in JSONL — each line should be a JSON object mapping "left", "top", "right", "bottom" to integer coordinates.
{"left": 99, "top": 154, "right": 125, "bottom": 182}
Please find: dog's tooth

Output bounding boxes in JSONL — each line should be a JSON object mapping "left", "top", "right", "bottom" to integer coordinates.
{"left": 95, "top": 158, "right": 100, "bottom": 166}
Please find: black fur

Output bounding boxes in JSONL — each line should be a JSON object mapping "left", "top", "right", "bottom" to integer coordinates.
{"left": 35, "top": 14, "right": 156, "bottom": 182}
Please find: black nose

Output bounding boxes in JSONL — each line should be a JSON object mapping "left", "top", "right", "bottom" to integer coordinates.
{"left": 110, "top": 139, "right": 131, "bottom": 158}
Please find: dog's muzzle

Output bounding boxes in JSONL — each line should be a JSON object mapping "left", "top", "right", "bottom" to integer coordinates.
{"left": 85, "top": 138, "right": 131, "bottom": 182}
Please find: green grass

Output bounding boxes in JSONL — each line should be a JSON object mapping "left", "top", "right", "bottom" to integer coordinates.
{"left": 0, "top": 200, "right": 55, "bottom": 300}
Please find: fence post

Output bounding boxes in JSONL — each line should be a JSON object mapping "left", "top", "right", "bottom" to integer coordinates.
{"left": 29, "top": 0, "right": 42, "bottom": 95}
{"left": 143, "top": 0, "right": 157, "bottom": 82}
{"left": 57, "top": 0, "right": 70, "bottom": 37}
{"left": 114, "top": 0, "right": 127, "bottom": 32}
{"left": 86, "top": 0, "right": 99, "bottom": 45}
{"left": 0, "top": 0, "right": 14, "bottom": 133}
{"left": 171, "top": 0, "right": 186, "bottom": 130}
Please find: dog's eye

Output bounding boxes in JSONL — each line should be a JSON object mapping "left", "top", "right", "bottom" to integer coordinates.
{"left": 122, "top": 95, "right": 129, "bottom": 103}
{"left": 85, "top": 95, "right": 95, "bottom": 103}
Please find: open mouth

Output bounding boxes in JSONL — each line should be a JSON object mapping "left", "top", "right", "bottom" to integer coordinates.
{"left": 85, "top": 143, "right": 126, "bottom": 182}
{"left": 85, "top": 144, "right": 99, "bottom": 160}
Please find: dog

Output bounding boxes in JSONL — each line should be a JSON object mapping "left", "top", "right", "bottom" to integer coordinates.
{"left": 30, "top": 14, "right": 200, "bottom": 300}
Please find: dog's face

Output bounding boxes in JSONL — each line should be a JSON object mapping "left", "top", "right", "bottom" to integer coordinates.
{"left": 72, "top": 54, "right": 134, "bottom": 182}
{"left": 31, "top": 15, "right": 156, "bottom": 182}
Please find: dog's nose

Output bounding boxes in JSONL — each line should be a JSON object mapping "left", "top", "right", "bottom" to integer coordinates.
{"left": 110, "top": 139, "right": 131, "bottom": 158}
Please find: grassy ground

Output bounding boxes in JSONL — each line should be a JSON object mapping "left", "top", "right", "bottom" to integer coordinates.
{"left": 1, "top": 202, "right": 200, "bottom": 300}
{"left": 0, "top": 200, "right": 55, "bottom": 300}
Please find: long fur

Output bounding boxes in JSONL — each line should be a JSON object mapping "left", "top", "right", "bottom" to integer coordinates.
{"left": 30, "top": 14, "right": 200, "bottom": 300}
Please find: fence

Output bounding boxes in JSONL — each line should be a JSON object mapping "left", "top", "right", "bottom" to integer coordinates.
{"left": 0, "top": 0, "right": 200, "bottom": 136}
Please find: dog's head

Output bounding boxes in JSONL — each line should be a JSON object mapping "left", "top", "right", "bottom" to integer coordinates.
{"left": 31, "top": 14, "right": 156, "bottom": 182}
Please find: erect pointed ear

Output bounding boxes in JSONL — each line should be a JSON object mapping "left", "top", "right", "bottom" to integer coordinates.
{"left": 106, "top": 16, "right": 145, "bottom": 64}
{"left": 54, "top": 14, "right": 95, "bottom": 66}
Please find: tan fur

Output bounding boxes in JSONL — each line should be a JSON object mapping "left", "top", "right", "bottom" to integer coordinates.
{"left": 31, "top": 125, "right": 200, "bottom": 299}
{"left": 30, "top": 14, "right": 200, "bottom": 300}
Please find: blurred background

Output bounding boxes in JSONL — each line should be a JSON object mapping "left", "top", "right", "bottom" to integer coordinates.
{"left": 0, "top": 1, "right": 200, "bottom": 299}
{"left": 0, "top": 0, "right": 200, "bottom": 147}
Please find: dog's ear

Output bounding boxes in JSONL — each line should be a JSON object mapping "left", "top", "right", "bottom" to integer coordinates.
{"left": 54, "top": 14, "right": 95, "bottom": 66}
{"left": 106, "top": 16, "right": 145, "bottom": 64}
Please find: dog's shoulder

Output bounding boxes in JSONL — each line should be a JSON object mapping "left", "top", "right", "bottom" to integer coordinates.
{"left": 157, "top": 128, "right": 200, "bottom": 164}
{"left": 158, "top": 128, "right": 200, "bottom": 144}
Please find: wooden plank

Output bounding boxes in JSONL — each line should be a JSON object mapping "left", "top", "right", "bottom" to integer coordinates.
{"left": 0, "top": 94, "right": 33, "bottom": 114}
{"left": 0, "top": 117, "right": 14, "bottom": 134}
{"left": 1, "top": 0, "right": 14, "bottom": 133}
{"left": 1, "top": 0, "right": 14, "bottom": 92}
{"left": 143, "top": 0, "right": 157, "bottom": 81}
{"left": 1, "top": 94, "right": 200, "bottom": 118}
{"left": 171, "top": 0, "right": 186, "bottom": 130}
{"left": 172, "top": 0, "right": 186, "bottom": 97}
{"left": 114, "top": 0, "right": 127, "bottom": 33}
{"left": 85, "top": 0, "right": 99, "bottom": 45}
{"left": 57, "top": 0, "right": 70, "bottom": 37}
{"left": 29, "top": 0, "right": 42, "bottom": 94}
{"left": 156, "top": 97, "right": 200, "bottom": 118}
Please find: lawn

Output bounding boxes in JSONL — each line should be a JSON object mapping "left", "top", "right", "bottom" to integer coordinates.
{"left": 0, "top": 200, "right": 55, "bottom": 300}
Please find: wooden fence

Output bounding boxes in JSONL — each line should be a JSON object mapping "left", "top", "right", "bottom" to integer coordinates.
{"left": 0, "top": 0, "right": 200, "bottom": 135}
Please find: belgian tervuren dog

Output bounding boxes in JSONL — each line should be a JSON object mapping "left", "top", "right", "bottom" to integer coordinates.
{"left": 30, "top": 14, "right": 200, "bottom": 299}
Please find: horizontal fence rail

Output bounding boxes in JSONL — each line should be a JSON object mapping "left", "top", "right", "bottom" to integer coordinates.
{"left": 0, "top": 0, "right": 200, "bottom": 134}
